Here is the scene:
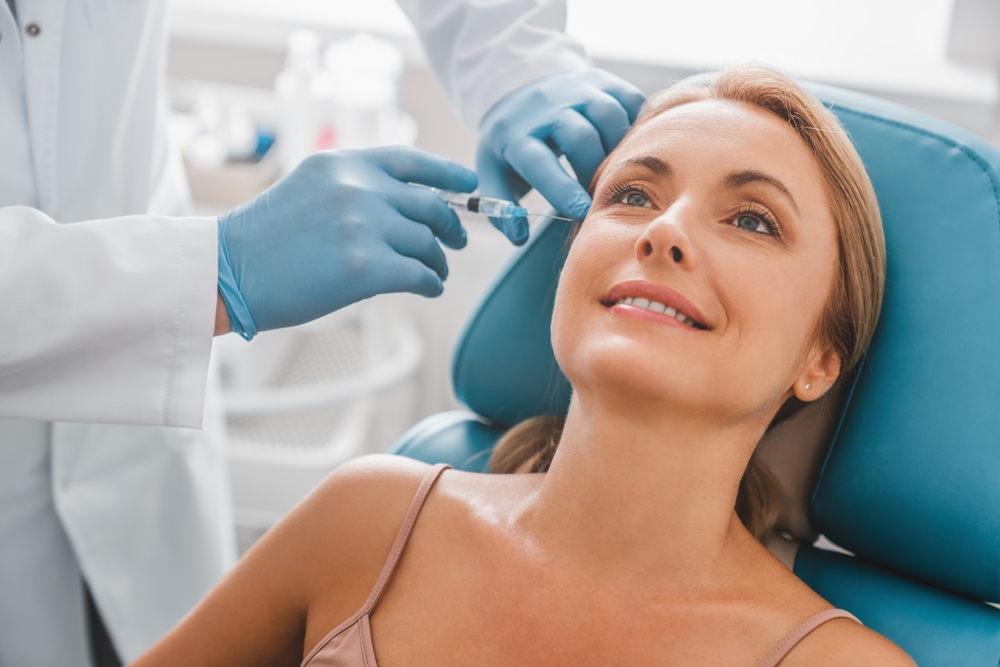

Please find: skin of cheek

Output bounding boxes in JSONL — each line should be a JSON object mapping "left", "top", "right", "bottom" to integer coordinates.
{"left": 704, "top": 236, "right": 834, "bottom": 419}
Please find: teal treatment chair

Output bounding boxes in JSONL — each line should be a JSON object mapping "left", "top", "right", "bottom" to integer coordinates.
{"left": 389, "top": 80, "right": 1000, "bottom": 665}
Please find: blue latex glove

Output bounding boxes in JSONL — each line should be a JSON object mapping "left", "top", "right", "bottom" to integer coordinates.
{"left": 217, "top": 146, "right": 476, "bottom": 339}
{"left": 476, "top": 69, "right": 646, "bottom": 244}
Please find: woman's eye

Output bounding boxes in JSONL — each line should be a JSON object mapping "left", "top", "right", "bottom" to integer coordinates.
{"left": 620, "top": 192, "right": 650, "bottom": 208}
{"left": 733, "top": 214, "right": 773, "bottom": 235}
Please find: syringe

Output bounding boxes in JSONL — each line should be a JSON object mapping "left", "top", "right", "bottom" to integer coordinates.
{"left": 428, "top": 188, "right": 576, "bottom": 222}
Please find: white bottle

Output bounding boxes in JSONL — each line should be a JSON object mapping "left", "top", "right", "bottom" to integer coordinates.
{"left": 323, "top": 34, "right": 405, "bottom": 149}
{"left": 274, "top": 30, "right": 335, "bottom": 174}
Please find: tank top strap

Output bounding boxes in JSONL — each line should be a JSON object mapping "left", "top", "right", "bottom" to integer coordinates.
{"left": 358, "top": 463, "right": 450, "bottom": 615}
{"left": 756, "top": 609, "right": 860, "bottom": 667}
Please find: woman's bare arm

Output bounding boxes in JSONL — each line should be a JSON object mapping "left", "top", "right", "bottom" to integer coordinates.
{"left": 133, "top": 455, "right": 432, "bottom": 667}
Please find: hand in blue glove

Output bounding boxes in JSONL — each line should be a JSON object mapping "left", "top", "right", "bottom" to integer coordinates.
{"left": 476, "top": 69, "right": 646, "bottom": 245}
{"left": 217, "top": 146, "right": 476, "bottom": 339}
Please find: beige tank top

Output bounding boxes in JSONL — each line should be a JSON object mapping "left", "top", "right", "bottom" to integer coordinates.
{"left": 300, "top": 463, "right": 859, "bottom": 667}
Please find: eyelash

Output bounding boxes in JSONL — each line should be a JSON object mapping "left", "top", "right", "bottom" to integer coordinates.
{"left": 603, "top": 180, "right": 782, "bottom": 238}
{"left": 603, "top": 180, "right": 649, "bottom": 205}
{"left": 732, "top": 203, "right": 782, "bottom": 238}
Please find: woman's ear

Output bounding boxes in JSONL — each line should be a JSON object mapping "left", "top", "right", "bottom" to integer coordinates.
{"left": 794, "top": 346, "right": 842, "bottom": 402}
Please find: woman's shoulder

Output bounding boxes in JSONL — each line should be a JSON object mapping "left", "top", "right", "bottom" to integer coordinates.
{"left": 309, "top": 454, "right": 538, "bottom": 527}
{"left": 300, "top": 454, "right": 434, "bottom": 553}
{"left": 748, "top": 581, "right": 914, "bottom": 666}
{"left": 298, "top": 455, "right": 531, "bottom": 589}
{"left": 301, "top": 454, "right": 442, "bottom": 566}
{"left": 312, "top": 453, "right": 435, "bottom": 511}
{"left": 779, "top": 614, "right": 916, "bottom": 667}
{"left": 735, "top": 540, "right": 915, "bottom": 667}
{"left": 290, "top": 456, "right": 443, "bottom": 648}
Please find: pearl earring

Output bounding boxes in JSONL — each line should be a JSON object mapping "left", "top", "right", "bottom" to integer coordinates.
{"left": 805, "top": 383, "right": 812, "bottom": 390}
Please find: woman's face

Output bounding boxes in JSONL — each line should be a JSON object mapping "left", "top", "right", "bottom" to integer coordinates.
{"left": 552, "top": 98, "right": 841, "bottom": 425}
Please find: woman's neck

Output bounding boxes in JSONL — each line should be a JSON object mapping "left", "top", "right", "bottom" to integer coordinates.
{"left": 519, "top": 393, "right": 768, "bottom": 588}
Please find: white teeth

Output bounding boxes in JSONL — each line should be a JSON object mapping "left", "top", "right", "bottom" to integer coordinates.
{"left": 616, "top": 297, "right": 701, "bottom": 328}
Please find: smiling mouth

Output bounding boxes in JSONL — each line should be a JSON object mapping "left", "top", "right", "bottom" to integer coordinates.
{"left": 601, "top": 280, "right": 711, "bottom": 330}
{"left": 611, "top": 297, "right": 710, "bottom": 330}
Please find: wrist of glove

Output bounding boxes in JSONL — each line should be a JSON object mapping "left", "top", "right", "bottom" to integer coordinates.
{"left": 216, "top": 228, "right": 256, "bottom": 340}
{"left": 476, "top": 68, "right": 646, "bottom": 244}
{"left": 217, "top": 146, "right": 476, "bottom": 337}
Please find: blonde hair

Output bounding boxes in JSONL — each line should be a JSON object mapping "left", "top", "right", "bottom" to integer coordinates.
{"left": 490, "top": 65, "right": 886, "bottom": 543}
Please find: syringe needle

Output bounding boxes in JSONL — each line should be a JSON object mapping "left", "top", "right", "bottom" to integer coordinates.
{"left": 526, "top": 212, "right": 577, "bottom": 222}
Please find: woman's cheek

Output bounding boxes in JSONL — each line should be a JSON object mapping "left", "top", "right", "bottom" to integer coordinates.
{"left": 550, "top": 278, "right": 577, "bottom": 376}
{"left": 552, "top": 237, "right": 605, "bottom": 369}
{"left": 552, "top": 222, "right": 634, "bottom": 372}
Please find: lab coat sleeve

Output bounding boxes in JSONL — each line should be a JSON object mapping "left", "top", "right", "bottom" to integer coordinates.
{"left": 397, "top": 0, "right": 591, "bottom": 129}
{"left": 0, "top": 207, "right": 218, "bottom": 428}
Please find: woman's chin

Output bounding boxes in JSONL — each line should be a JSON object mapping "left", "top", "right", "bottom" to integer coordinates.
{"left": 562, "top": 346, "right": 779, "bottom": 427}
{"left": 564, "top": 345, "right": 705, "bottom": 406}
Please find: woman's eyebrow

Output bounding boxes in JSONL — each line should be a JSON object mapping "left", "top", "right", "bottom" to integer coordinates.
{"left": 617, "top": 155, "right": 671, "bottom": 176}
{"left": 724, "top": 169, "right": 799, "bottom": 215}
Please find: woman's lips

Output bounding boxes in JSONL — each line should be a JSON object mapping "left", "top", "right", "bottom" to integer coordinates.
{"left": 602, "top": 280, "right": 710, "bottom": 330}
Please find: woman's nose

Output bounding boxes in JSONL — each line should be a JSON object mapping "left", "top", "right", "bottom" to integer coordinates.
{"left": 634, "top": 205, "right": 699, "bottom": 270}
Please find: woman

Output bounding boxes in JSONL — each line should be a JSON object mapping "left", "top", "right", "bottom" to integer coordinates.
{"left": 136, "top": 66, "right": 914, "bottom": 667}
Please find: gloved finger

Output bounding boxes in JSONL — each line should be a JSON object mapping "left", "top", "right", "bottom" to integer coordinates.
{"left": 503, "top": 135, "right": 592, "bottom": 221}
{"left": 389, "top": 256, "right": 445, "bottom": 298}
{"left": 549, "top": 108, "right": 607, "bottom": 189}
{"left": 576, "top": 90, "right": 633, "bottom": 155}
{"left": 378, "top": 146, "right": 478, "bottom": 193}
{"left": 476, "top": 142, "right": 530, "bottom": 244}
{"left": 385, "top": 218, "right": 450, "bottom": 281}
{"left": 587, "top": 70, "right": 647, "bottom": 123}
{"left": 476, "top": 147, "right": 532, "bottom": 204}
{"left": 492, "top": 213, "right": 529, "bottom": 246}
{"left": 390, "top": 182, "right": 468, "bottom": 250}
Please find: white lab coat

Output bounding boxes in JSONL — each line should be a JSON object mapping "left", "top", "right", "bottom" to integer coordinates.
{"left": 0, "top": 0, "right": 588, "bottom": 664}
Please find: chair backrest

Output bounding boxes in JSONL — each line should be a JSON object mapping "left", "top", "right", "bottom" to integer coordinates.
{"left": 392, "top": 79, "right": 1000, "bottom": 665}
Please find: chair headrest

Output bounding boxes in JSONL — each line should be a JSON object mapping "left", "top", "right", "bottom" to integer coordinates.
{"left": 452, "top": 77, "right": 1000, "bottom": 603}
{"left": 452, "top": 217, "right": 573, "bottom": 427}
{"left": 805, "top": 83, "right": 1000, "bottom": 603}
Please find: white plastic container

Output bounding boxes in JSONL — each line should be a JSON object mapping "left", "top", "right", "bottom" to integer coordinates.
{"left": 323, "top": 34, "right": 407, "bottom": 149}
{"left": 274, "top": 30, "right": 336, "bottom": 174}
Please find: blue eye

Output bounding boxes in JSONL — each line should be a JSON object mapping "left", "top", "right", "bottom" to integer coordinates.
{"left": 604, "top": 181, "right": 654, "bottom": 209}
{"left": 621, "top": 192, "right": 650, "bottom": 208}
{"left": 733, "top": 214, "right": 774, "bottom": 235}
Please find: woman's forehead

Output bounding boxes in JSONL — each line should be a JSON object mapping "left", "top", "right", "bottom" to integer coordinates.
{"left": 604, "top": 99, "right": 825, "bottom": 198}
{"left": 612, "top": 99, "right": 809, "bottom": 169}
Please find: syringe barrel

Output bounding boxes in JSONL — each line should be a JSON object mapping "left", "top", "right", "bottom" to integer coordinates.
{"left": 432, "top": 189, "right": 472, "bottom": 209}
{"left": 474, "top": 198, "right": 514, "bottom": 217}
{"left": 430, "top": 188, "right": 525, "bottom": 219}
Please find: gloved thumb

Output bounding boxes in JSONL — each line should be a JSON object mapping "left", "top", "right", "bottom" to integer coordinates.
{"left": 476, "top": 141, "right": 531, "bottom": 245}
